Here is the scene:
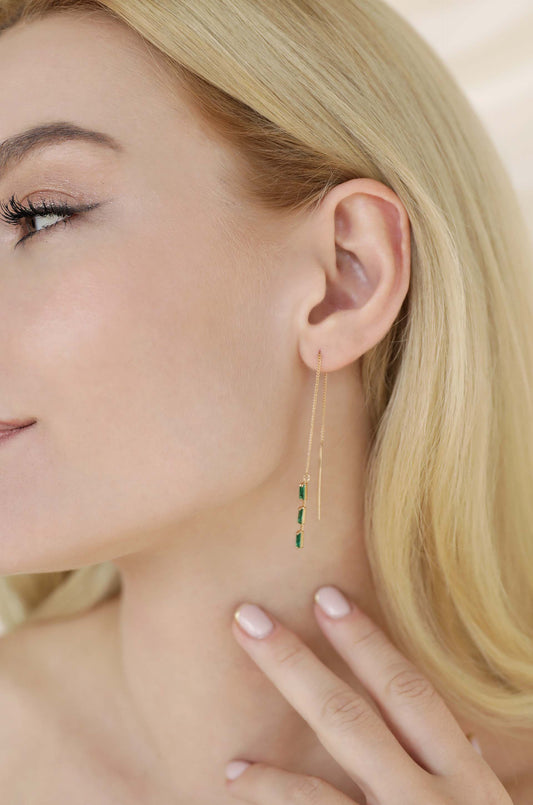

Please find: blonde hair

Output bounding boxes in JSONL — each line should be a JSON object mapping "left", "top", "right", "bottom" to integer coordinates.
{"left": 1, "top": 0, "right": 532, "bottom": 737}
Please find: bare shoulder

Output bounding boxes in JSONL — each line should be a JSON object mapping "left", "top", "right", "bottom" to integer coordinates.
{"left": 0, "top": 610, "right": 80, "bottom": 740}
{"left": 0, "top": 600, "right": 145, "bottom": 802}
{"left": 0, "top": 615, "right": 72, "bottom": 793}
{"left": 0, "top": 598, "right": 119, "bottom": 725}
{"left": 0, "top": 624, "right": 41, "bottom": 781}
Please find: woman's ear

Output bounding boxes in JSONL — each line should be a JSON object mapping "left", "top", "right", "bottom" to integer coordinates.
{"left": 297, "top": 177, "right": 411, "bottom": 373}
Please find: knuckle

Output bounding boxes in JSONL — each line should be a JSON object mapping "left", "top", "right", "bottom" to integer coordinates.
{"left": 287, "top": 775, "right": 326, "bottom": 802}
{"left": 351, "top": 623, "right": 384, "bottom": 650}
{"left": 319, "top": 686, "right": 371, "bottom": 732}
{"left": 272, "top": 640, "right": 308, "bottom": 670}
{"left": 385, "top": 666, "right": 439, "bottom": 705}
{"left": 436, "top": 768, "right": 513, "bottom": 805}
{"left": 349, "top": 625, "right": 400, "bottom": 669}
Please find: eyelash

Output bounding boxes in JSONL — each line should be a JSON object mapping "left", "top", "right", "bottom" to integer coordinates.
{"left": 0, "top": 194, "right": 92, "bottom": 247}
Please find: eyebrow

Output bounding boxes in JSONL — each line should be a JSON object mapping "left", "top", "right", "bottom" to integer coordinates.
{"left": 0, "top": 121, "right": 124, "bottom": 179}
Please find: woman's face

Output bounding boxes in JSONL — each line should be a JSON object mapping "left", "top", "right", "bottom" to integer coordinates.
{"left": 0, "top": 12, "right": 306, "bottom": 573}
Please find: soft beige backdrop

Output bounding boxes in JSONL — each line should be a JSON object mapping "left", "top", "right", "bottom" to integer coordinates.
{"left": 385, "top": 0, "right": 533, "bottom": 239}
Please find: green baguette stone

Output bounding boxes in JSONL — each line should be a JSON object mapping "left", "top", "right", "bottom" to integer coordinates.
{"left": 299, "top": 483, "right": 307, "bottom": 501}
{"left": 296, "top": 531, "right": 302, "bottom": 548}
{"left": 297, "top": 506, "right": 305, "bottom": 525}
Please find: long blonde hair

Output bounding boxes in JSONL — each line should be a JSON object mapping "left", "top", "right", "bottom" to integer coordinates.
{"left": 1, "top": 0, "right": 532, "bottom": 737}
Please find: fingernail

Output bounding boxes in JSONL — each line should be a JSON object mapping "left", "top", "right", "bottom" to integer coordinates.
{"left": 234, "top": 603, "right": 274, "bottom": 638}
{"left": 225, "top": 760, "right": 252, "bottom": 780}
{"left": 314, "top": 585, "right": 352, "bottom": 618}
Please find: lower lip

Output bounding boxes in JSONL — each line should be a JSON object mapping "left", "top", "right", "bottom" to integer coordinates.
{"left": 0, "top": 424, "right": 35, "bottom": 444}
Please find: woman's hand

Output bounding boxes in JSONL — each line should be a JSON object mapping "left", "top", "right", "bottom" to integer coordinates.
{"left": 225, "top": 585, "right": 513, "bottom": 804}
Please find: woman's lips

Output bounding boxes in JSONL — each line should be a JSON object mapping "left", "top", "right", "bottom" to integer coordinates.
{"left": 0, "top": 419, "right": 36, "bottom": 431}
{"left": 0, "top": 422, "right": 36, "bottom": 443}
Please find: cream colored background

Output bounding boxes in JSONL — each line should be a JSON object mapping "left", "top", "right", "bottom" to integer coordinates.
{"left": 385, "top": 0, "right": 533, "bottom": 239}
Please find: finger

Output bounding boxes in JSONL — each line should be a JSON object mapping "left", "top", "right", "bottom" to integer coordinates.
{"left": 225, "top": 760, "right": 362, "bottom": 804}
{"left": 232, "top": 602, "right": 426, "bottom": 803}
{"left": 312, "top": 585, "right": 484, "bottom": 776}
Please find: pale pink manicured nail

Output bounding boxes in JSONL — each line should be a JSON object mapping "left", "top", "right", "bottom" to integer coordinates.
{"left": 314, "top": 585, "right": 352, "bottom": 618}
{"left": 234, "top": 603, "right": 274, "bottom": 638}
{"left": 225, "top": 760, "right": 251, "bottom": 780}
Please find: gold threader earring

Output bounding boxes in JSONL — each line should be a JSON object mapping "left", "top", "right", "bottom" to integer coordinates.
{"left": 296, "top": 349, "right": 327, "bottom": 549}
{"left": 295, "top": 352, "right": 483, "bottom": 758}
{"left": 294, "top": 351, "right": 483, "bottom": 756}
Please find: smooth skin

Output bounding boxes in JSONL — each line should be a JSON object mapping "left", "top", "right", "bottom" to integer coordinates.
{"left": 0, "top": 10, "right": 532, "bottom": 804}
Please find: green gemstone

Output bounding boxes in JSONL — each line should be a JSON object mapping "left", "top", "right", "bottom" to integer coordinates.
{"left": 297, "top": 506, "right": 304, "bottom": 524}
{"left": 299, "top": 483, "right": 307, "bottom": 501}
{"left": 296, "top": 531, "right": 302, "bottom": 548}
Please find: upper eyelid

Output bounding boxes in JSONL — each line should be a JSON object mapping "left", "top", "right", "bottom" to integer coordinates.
{"left": 1, "top": 194, "right": 109, "bottom": 221}
{"left": 1, "top": 195, "right": 71, "bottom": 216}
{"left": 0, "top": 197, "right": 77, "bottom": 228}
{"left": 0, "top": 196, "right": 106, "bottom": 248}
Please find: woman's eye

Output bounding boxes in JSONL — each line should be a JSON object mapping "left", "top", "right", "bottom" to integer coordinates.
{"left": 31, "top": 212, "right": 68, "bottom": 233}
{"left": 15, "top": 209, "right": 75, "bottom": 247}
{"left": 18, "top": 212, "right": 70, "bottom": 243}
{"left": 0, "top": 194, "right": 100, "bottom": 247}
